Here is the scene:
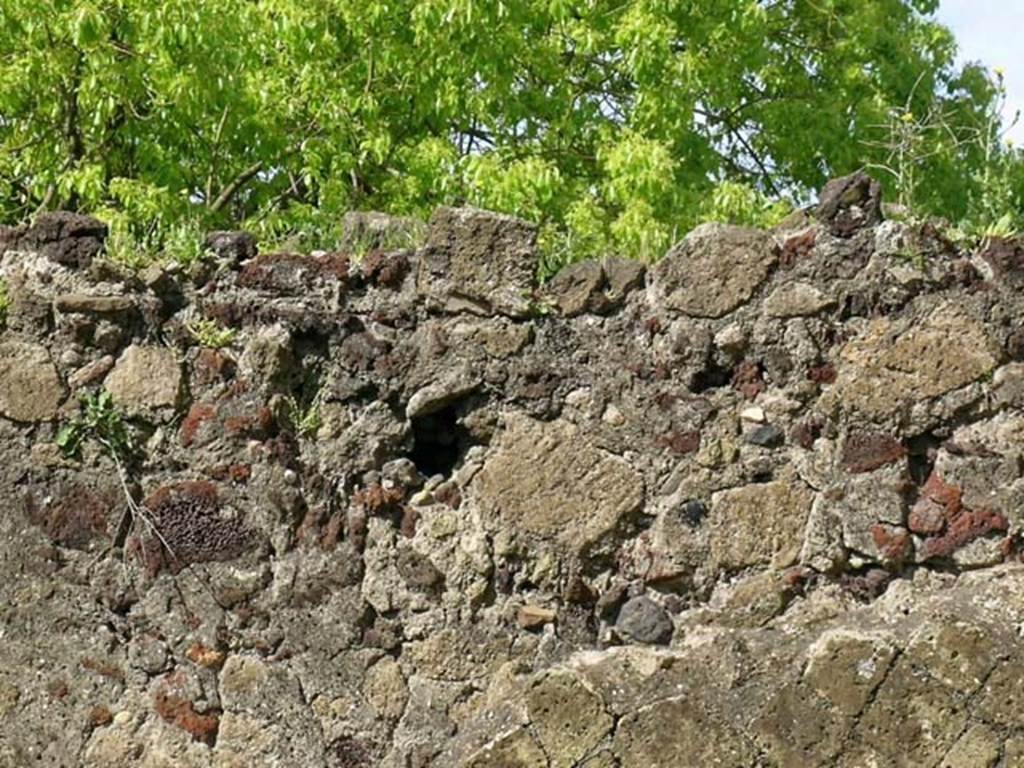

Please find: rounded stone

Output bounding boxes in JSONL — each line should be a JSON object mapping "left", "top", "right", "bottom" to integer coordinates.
{"left": 615, "top": 596, "right": 674, "bottom": 645}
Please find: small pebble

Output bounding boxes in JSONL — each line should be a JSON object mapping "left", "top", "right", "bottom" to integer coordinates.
{"left": 740, "top": 406, "right": 766, "bottom": 423}
{"left": 745, "top": 424, "right": 784, "bottom": 447}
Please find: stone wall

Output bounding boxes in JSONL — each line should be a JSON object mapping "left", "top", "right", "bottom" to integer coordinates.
{"left": 2, "top": 174, "right": 1024, "bottom": 766}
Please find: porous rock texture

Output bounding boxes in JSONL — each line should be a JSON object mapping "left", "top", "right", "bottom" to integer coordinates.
{"left": 3, "top": 179, "right": 1024, "bottom": 766}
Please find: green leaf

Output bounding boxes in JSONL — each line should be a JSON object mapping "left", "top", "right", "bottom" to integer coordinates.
{"left": 0, "top": 0, "right": 1017, "bottom": 270}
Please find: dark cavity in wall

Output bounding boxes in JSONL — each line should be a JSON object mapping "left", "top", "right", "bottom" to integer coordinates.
{"left": 689, "top": 358, "right": 732, "bottom": 393}
{"left": 408, "top": 401, "right": 474, "bottom": 478}
{"left": 905, "top": 432, "right": 942, "bottom": 485}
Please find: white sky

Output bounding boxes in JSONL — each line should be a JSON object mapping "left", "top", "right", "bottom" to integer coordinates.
{"left": 935, "top": 0, "right": 1024, "bottom": 142}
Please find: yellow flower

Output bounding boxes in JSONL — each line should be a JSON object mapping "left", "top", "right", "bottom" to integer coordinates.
{"left": 994, "top": 66, "right": 1006, "bottom": 78}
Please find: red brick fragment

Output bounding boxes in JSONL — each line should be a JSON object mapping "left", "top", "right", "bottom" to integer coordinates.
{"left": 870, "top": 524, "right": 912, "bottom": 563}
{"left": 153, "top": 672, "right": 220, "bottom": 745}
{"left": 180, "top": 403, "right": 216, "bottom": 447}
{"left": 659, "top": 430, "right": 701, "bottom": 455}
{"left": 919, "top": 509, "right": 1009, "bottom": 560}
{"left": 921, "top": 471, "right": 962, "bottom": 512}
{"left": 841, "top": 431, "right": 906, "bottom": 473}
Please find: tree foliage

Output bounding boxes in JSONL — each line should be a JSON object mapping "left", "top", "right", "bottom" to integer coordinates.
{"left": 0, "top": 0, "right": 1018, "bottom": 269}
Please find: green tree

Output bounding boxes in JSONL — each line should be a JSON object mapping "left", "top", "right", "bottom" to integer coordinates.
{"left": 0, "top": 0, "right": 1016, "bottom": 270}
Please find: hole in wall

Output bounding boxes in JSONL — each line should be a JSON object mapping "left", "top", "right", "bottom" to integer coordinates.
{"left": 408, "top": 402, "right": 474, "bottom": 478}
{"left": 905, "top": 432, "right": 942, "bottom": 485}
{"left": 689, "top": 359, "right": 732, "bottom": 393}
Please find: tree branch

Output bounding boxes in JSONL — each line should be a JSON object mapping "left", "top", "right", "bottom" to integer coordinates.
{"left": 208, "top": 160, "right": 264, "bottom": 214}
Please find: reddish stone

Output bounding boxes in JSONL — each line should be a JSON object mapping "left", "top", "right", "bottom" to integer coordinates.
{"left": 81, "top": 656, "right": 125, "bottom": 682}
{"left": 223, "top": 406, "right": 274, "bottom": 440}
{"left": 87, "top": 706, "right": 113, "bottom": 728}
{"left": 238, "top": 252, "right": 350, "bottom": 293}
{"left": 919, "top": 509, "right": 1009, "bottom": 560}
{"left": 320, "top": 513, "right": 344, "bottom": 551}
{"left": 1001, "top": 536, "right": 1018, "bottom": 561}
{"left": 732, "top": 360, "right": 765, "bottom": 399}
{"left": 807, "top": 363, "right": 837, "bottom": 384}
{"left": 399, "top": 506, "right": 419, "bottom": 539}
{"left": 790, "top": 418, "right": 823, "bottom": 449}
{"left": 841, "top": 431, "right": 906, "bottom": 473}
{"left": 783, "top": 566, "right": 812, "bottom": 591}
{"left": 353, "top": 484, "right": 405, "bottom": 517}
{"left": 433, "top": 483, "right": 462, "bottom": 510}
{"left": 361, "top": 250, "right": 410, "bottom": 288}
{"left": 182, "top": 392, "right": 276, "bottom": 449}
{"left": 180, "top": 403, "right": 216, "bottom": 447}
{"left": 921, "top": 472, "right": 962, "bottom": 515}
{"left": 207, "top": 464, "right": 252, "bottom": 484}
{"left": 908, "top": 472, "right": 1010, "bottom": 561}
{"left": 315, "top": 253, "right": 351, "bottom": 281}
{"left": 870, "top": 523, "right": 912, "bottom": 562}
{"left": 25, "top": 485, "right": 113, "bottom": 549}
{"left": 194, "top": 348, "right": 236, "bottom": 385}
{"left": 907, "top": 496, "right": 946, "bottom": 535}
{"left": 145, "top": 480, "right": 217, "bottom": 512}
{"left": 659, "top": 430, "right": 701, "bottom": 455}
{"left": 153, "top": 672, "right": 220, "bottom": 745}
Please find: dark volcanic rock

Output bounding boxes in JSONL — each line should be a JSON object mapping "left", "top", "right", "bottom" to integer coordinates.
{"left": 615, "top": 595, "right": 674, "bottom": 645}
{"left": 18, "top": 211, "right": 108, "bottom": 268}
{"left": 815, "top": 171, "right": 883, "bottom": 237}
